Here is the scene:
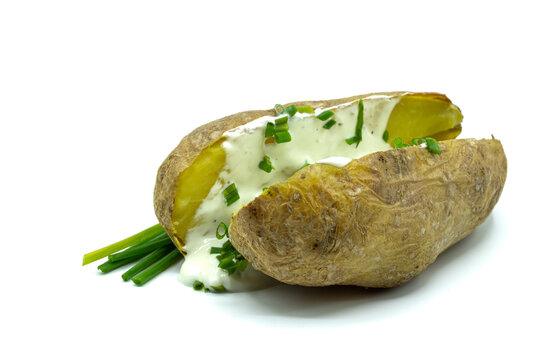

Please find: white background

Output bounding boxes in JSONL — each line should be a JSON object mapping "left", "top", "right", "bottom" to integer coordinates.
{"left": 1, "top": 1, "right": 538, "bottom": 359}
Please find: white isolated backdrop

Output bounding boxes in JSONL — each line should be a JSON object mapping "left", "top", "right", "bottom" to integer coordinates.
{"left": 0, "top": 1, "right": 538, "bottom": 359}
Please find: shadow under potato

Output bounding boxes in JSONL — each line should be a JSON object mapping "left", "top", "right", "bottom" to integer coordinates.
{"left": 235, "top": 213, "right": 502, "bottom": 321}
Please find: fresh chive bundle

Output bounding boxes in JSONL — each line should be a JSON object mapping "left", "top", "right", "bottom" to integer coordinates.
{"left": 83, "top": 224, "right": 184, "bottom": 286}
{"left": 222, "top": 183, "right": 240, "bottom": 206}
{"left": 258, "top": 155, "right": 274, "bottom": 173}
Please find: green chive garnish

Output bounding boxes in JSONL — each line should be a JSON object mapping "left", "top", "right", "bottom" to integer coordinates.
{"left": 393, "top": 137, "right": 410, "bottom": 148}
{"left": 286, "top": 105, "right": 298, "bottom": 117}
{"left": 265, "top": 122, "right": 275, "bottom": 138}
{"left": 274, "top": 131, "right": 291, "bottom": 143}
{"left": 354, "top": 99, "right": 364, "bottom": 147}
{"left": 297, "top": 105, "right": 315, "bottom": 114}
{"left": 316, "top": 110, "right": 334, "bottom": 121}
{"left": 211, "top": 285, "right": 227, "bottom": 292}
{"left": 216, "top": 222, "right": 229, "bottom": 239}
{"left": 193, "top": 281, "right": 205, "bottom": 291}
{"left": 345, "top": 136, "right": 359, "bottom": 145}
{"left": 275, "top": 116, "right": 289, "bottom": 132}
{"left": 121, "top": 245, "right": 175, "bottom": 281}
{"left": 262, "top": 187, "right": 269, "bottom": 192}
{"left": 222, "top": 183, "right": 240, "bottom": 206}
{"left": 411, "top": 138, "right": 426, "bottom": 146}
{"left": 258, "top": 155, "right": 274, "bottom": 173}
{"left": 131, "top": 249, "right": 183, "bottom": 286}
{"left": 323, "top": 119, "right": 336, "bottom": 129}
{"left": 274, "top": 104, "right": 286, "bottom": 116}
{"left": 211, "top": 239, "right": 248, "bottom": 276}
{"left": 425, "top": 137, "right": 441, "bottom": 154}
{"left": 383, "top": 130, "right": 389, "bottom": 142}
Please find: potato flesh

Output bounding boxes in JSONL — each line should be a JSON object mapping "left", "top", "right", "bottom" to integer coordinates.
{"left": 171, "top": 94, "right": 463, "bottom": 249}
{"left": 172, "top": 138, "right": 225, "bottom": 245}
{"left": 385, "top": 94, "right": 463, "bottom": 146}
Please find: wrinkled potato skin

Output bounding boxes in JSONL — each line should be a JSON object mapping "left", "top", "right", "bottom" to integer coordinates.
{"left": 230, "top": 139, "right": 507, "bottom": 287}
{"left": 154, "top": 91, "right": 418, "bottom": 247}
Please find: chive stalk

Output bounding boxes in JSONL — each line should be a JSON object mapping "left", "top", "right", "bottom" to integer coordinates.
{"left": 82, "top": 224, "right": 164, "bottom": 265}
{"left": 121, "top": 245, "right": 175, "bottom": 281}
{"left": 316, "top": 110, "right": 334, "bottom": 121}
{"left": 107, "top": 232, "right": 172, "bottom": 262}
{"left": 131, "top": 249, "right": 183, "bottom": 286}
{"left": 222, "top": 183, "right": 240, "bottom": 206}
{"left": 323, "top": 119, "right": 336, "bottom": 129}
{"left": 97, "top": 253, "right": 146, "bottom": 273}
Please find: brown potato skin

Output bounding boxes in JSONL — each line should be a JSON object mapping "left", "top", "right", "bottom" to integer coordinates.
{"left": 229, "top": 139, "right": 507, "bottom": 287}
{"left": 154, "top": 91, "right": 420, "bottom": 247}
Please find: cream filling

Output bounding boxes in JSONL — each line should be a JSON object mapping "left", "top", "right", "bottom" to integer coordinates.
{"left": 178, "top": 95, "right": 400, "bottom": 291}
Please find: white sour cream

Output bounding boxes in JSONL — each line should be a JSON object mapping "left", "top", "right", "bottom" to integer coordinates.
{"left": 179, "top": 95, "right": 400, "bottom": 291}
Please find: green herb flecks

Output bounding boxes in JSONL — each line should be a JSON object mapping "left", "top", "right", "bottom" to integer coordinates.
{"left": 297, "top": 105, "right": 315, "bottom": 114}
{"left": 212, "top": 240, "right": 248, "bottom": 275}
{"left": 383, "top": 130, "right": 389, "bottom": 142}
{"left": 274, "top": 130, "right": 292, "bottom": 143}
{"left": 286, "top": 105, "right": 298, "bottom": 117}
{"left": 425, "top": 137, "right": 441, "bottom": 154}
{"left": 323, "top": 119, "right": 336, "bottom": 129}
{"left": 258, "top": 155, "right": 274, "bottom": 173}
{"left": 215, "top": 222, "right": 229, "bottom": 239}
{"left": 316, "top": 110, "right": 334, "bottom": 121}
{"left": 274, "top": 104, "right": 286, "bottom": 116}
{"left": 345, "top": 99, "right": 364, "bottom": 147}
{"left": 222, "top": 183, "right": 240, "bottom": 206}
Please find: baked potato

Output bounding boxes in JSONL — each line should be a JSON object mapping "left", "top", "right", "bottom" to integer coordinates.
{"left": 154, "top": 91, "right": 505, "bottom": 290}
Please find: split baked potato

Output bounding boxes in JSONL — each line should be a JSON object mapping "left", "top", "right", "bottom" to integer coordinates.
{"left": 154, "top": 92, "right": 506, "bottom": 289}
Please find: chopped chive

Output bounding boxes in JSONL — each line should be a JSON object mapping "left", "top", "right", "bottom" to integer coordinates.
{"left": 121, "top": 245, "right": 175, "bottom": 281}
{"left": 222, "top": 183, "right": 240, "bottom": 206}
{"left": 211, "top": 285, "right": 227, "bottom": 292}
{"left": 275, "top": 116, "right": 289, "bottom": 132}
{"left": 265, "top": 122, "right": 275, "bottom": 138}
{"left": 296, "top": 161, "right": 310, "bottom": 172}
{"left": 345, "top": 136, "right": 359, "bottom": 145}
{"left": 383, "top": 130, "right": 389, "bottom": 142}
{"left": 262, "top": 187, "right": 269, "bottom": 192}
{"left": 97, "top": 253, "right": 146, "bottom": 273}
{"left": 274, "top": 104, "right": 286, "bottom": 116}
{"left": 393, "top": 137, "right": 410, "bottom": 148}
{"left": 131, "top": 249, "right": 183, "bottom": 286}
{"left": 193, "top": 281, "right": 205, "bottom": 291}
{"left": 411, "top": 138, "right": 426, "bottom": 146}
{"left": 323, "top": 119, "right": 336, "bottom": 129}
{"left": 211, "top": 239, "right": 248, "bottom": 276}
{"left": 425, "top": 137, "right": 441, "bottom": 154}
{"left": 210, "top": 247, "right": 221, "bottom": 254}
{"left": 274, "top": 131, "right": 291, "bottom": 143}
{"left": 258, "top": 155, "right": 274, "bottom": 173}
{"left": 354, "top": 99, "right": 364, "bottom": 147}
{"left": 286, "top": 105, "right": 298, "bottom": 117}
{"left": 316, "top": 110, "right": 334, "bottom": 121}
{"left": 216, "top": 222, "right": 229, "bottom": 239}
{"left": 108, "top": 232, "right": 172, "bottom": 262}
{"left": 297, "top": 105, "right": 315, "bottom": 114}
{"left": 82, "top": 224, "right": 165, "bottom": 266}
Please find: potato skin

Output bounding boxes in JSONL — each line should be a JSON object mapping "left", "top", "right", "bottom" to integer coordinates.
{"left": 229, "top": 139, "right": 507, "bottom": 287}
{"left": 154, "top": 91, "right": 416, "bottom": 248}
